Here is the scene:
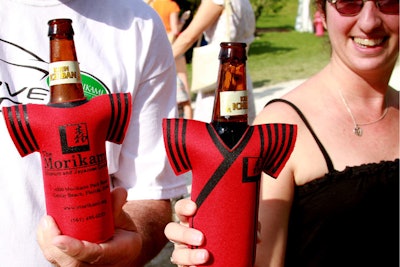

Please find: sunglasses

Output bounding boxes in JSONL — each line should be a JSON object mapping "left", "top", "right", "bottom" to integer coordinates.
{"left": 327, "top": 0, "right": 399, "bottom": 16}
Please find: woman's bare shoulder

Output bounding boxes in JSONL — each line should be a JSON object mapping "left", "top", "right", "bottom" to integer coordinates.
{"left": 253, "top": 83, "right": 313, "bottom": 126}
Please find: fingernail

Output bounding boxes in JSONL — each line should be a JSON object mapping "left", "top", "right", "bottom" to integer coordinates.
{"left": 193, "top": 233, "right": 203, "bottom": 245}
{"left": 55, "top": 243, "right": 67, "bottom": 252}
{"left": 196, "top": 250, "right": 208, "bottom": 262}
{"left": 39, "top": 216, "right": 49, "bottom": 229}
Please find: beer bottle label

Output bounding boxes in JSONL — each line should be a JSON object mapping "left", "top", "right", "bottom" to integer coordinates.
{"left": 220, "top": 91, "right": 248, "bottom": 116}
{"left": 49, "top": 61, "right": 81, "bottom": 86}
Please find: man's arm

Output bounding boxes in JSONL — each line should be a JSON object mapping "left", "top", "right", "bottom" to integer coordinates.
{"left": 124, "top": 199, "right": 172, "bottom": 266}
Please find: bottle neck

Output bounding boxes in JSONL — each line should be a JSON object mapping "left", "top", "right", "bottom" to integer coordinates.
{"left": 211, "top": 61, "right": 248, "bottom": 124}
{"left": 48, "top": 36, "right": 86, "bottom": 104}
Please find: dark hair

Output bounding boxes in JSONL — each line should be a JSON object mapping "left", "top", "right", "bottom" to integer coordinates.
{"left": 316, "top": 0, "right": 327, "bottom": 17}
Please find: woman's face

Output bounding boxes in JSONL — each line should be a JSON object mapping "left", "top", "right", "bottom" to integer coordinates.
{"left": 325, "top": 0, "right": 399, "bottom": 75}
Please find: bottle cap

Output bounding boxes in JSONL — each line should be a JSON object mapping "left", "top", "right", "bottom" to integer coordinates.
{"left": 219, "top": 42, "right": 247, "bottom": 62}
{"left": 48, "top": 19, "right": 74, "bottom": 37}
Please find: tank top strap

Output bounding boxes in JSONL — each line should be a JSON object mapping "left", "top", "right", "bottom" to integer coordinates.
{"left": 266, "top": 99, "right": 334, "bottom": 172}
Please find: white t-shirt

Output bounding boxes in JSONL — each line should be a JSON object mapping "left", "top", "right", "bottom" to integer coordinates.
{"left": 204, "top": 0, "right": 255, "bottom": 45}
{"left": 0, "top": 0, "right": 187, "bottom": 265}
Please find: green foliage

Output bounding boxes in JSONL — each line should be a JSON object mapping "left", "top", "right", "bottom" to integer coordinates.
{"left": 186, "top": 0, "right": 331, "bottom": 91}
{"left": 256, "top": 0, "right": 297, "bottom": 28}
{"left": 251, "top": 0, "right": 289, "bottom": 21}
{"left": 182, "top": 0, "right": 289, "bottom": 21}
{"left": 246, "top": 0, "right": 331, "bottom": 88}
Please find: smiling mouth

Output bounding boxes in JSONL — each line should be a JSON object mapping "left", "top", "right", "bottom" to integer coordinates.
{"left": 353, "top": 37, "right": 385, "bottom": 47}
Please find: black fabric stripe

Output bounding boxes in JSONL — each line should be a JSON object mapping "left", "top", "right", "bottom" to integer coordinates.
{"left": 258, "top": 125, "right": 265, "bottom": 158}
{"left": 47, "top": 99, "right": 87, "bottom": 108}
{"left": 115, "top": 94, "right": 130, "bottom": 142}
{"left": 195, "top": 125, "right": 252, "bottom": 209}
{"left": 270, "top": 124, "right": 287, "bottom": 174}
{"left": 111, "top": 94, "right": 122, "bottom": 141}
{"left": 181, "top": 119, "right": 191, "bottom": 169}
{"left": 174, "top": 119, "right": 188, "bottom": 170}
{"left": 166, "top": 119, "right": 181, "bottom": 173}
{"left": 16, "top": 106, "right": 34, "bottom": 152}
{"left": 106, "top": 94, "right": 115, "bottom": 140}
{"left": 283, "top": 125, "right": 296, "bottom": 167}
{"left": 22, "top": 105, "right": 39, "bottom": 151}
{"left": 7, "top": 106, "right": 28, "bottom": 155}
{"left": 207, "top": 124, "right": 226, "bottom": 155}
{"left": 263, "top": 124, "right": 274, "bottom": 171}
{"left": 270, "top": 125, "right": 286, "bottom": 174}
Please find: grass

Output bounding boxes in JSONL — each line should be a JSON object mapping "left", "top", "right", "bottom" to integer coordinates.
{"left": 248, "top": 0, "right": 331, "bottom": 87}
{"left": 248, "top": 30, "right": 330, "bottom": 87}
{"left": 187, "top": 0, "right": 331, "bottom": 89}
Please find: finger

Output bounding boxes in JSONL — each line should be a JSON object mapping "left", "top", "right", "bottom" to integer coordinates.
{"left": 52, "top": 227, "right": 142, "bottom": 266}
{"left": 37, "top": 216, "right": 104, "bottom": 265}
{"left": 164, "top": 222, "right": 204, "bottom": 247}
{"left": 37, "top": 215, "right": 61, "bottom": 245}
{"left": 174, "top": 199, "right": 197, "bottom": 224}
{"left": 170, "top": 246, "right": 209, "bottom": 266}
{"left": 111, "top": 186, "right": 128, "bottom": 211}
{"left": 37, "top": 216, "right": 62, "bottom": 264}
{"left": 51, "top": 235, "right": 104, "bottom": 264}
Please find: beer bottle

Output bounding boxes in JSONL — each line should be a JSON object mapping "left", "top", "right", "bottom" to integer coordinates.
{"left": 48, "top": 18, "right": 86, "bottom": 104}
{"left": 211, "top": 42, "right": 248, "bottom": 148}
{"left": 3, "top": 18, "right": 133, "bottom": 244}
{"left": 44, "top": 19, "right": 115, "bottom": 243}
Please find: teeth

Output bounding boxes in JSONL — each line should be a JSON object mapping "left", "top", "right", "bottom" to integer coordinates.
{"left": 354, "top": 37, "right": 383, "bottom": 47}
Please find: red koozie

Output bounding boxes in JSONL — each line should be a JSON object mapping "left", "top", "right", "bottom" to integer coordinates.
{"left": 163, "top": 43, "right": 297, "bottom": 266}
{"left": 1, "top": 19, "right": 132, "bottom": 243}
{"left": 163, "top": 118, "right": 297, "bottom": 266}
{"left": 3, "top": 93, "right": 131, "bottom": 243}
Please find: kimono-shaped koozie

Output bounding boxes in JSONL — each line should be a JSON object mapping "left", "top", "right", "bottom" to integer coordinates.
{"left": 163, "top": 118, "right": 297, "bottom": 266}
{"left": 2, "top": 93, "right": 131, "bottom": 243}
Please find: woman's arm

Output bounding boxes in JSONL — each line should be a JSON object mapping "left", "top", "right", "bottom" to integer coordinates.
{"left": 253, "top": 104, "right": 297, "bottom": 267}
{"left": 168, "top": 11, "right": 180, "bottom": 43}
{"left": 172, "top": 0, "right": 223, "bottom": 58}
{"left": 255, "top": 170, "right": 294, "bottom": 267}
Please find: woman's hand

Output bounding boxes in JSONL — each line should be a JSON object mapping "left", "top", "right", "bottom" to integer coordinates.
{"left": 164, "top": 199, "right": 209, "bottom": 266}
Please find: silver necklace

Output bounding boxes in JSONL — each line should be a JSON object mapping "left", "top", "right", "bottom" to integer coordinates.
{"left": 338, "top": 89, "right": 388, "bottom": 137}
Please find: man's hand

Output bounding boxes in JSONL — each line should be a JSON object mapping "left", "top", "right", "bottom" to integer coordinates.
{"left": 37, "top": 187, "right": 142, "bottom": 266}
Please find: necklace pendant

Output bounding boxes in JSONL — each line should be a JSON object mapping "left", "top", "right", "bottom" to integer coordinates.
{"left": 354, "top": 126, "right": 363, "bottom": 136}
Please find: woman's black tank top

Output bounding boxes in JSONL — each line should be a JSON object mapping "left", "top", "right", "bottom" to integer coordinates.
{"left": 266, "top": 99, "right": 399, "bottom": 267}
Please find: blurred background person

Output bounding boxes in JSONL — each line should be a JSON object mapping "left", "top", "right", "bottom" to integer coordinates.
{"left": 150, "top": 0, "right": 193, "bottom": 119}
{"left": 150, "top": 0, "right": 181, "bottom": 43}
{"left": 171, "top": 0, "right": 256, "bottom": 123}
